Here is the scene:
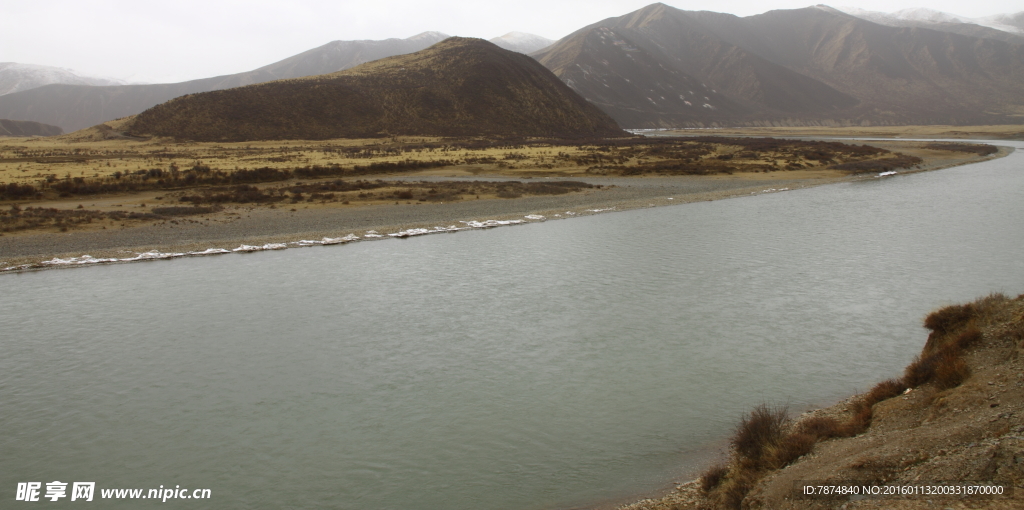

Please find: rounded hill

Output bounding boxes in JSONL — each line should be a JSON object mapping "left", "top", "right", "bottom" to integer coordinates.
{"left": 127, "top": 38, "right": 626, "bottom": 141}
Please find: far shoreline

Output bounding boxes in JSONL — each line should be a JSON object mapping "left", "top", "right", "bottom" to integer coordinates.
{"left": 0, "top": 141, "right": 1012, "bottom": 274}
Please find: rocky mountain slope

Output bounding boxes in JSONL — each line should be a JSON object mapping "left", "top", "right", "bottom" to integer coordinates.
{"left": 126, "top": 38, "right": 625, "bottom": 141}
{"left": 533, "top": 3, "right": 1024, "bottom": 128}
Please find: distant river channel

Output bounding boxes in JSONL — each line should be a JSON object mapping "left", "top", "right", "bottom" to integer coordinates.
{"left": 2, "top": 140, "right": 1023, "bottom": 509}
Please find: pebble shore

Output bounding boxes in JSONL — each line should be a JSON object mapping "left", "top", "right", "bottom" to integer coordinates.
{"left": 0, "top": 174, "right": 840, "bottom": 272}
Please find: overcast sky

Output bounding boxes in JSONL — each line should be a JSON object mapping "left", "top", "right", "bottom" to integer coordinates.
{"left": 2, "top": 0, "right": 1020, "bottom": 84}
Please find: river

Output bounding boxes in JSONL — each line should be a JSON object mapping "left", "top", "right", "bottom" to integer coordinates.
{"left": 1, "top": 140, "right": 1021, "bottom": 509}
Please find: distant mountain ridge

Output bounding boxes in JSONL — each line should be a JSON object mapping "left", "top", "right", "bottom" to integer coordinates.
{"left": 837, "top": 6, "right": 1024, "bottom": 33}
{"left": 0, "top": 32, "right": 452, "bottom": 133}
{"left": 0, "top": 30, "right": 561, "bottom": 133}
{"left": 4, "top": 4, "right": 1024, "bottom": 132}
{"left": 0, "top": 63, "right": 127, "bottom": 96}
{"left": 532, "top": 3, "right": 1024, "bottom": 128}
{"left": 834, "top": 6, "right": 1024, "bottom": 43}
{"left": 126, "top": 38, "right": 625, "bottom": 141}
{"left": 0, "top": 119, "right": 62, "bottom": 137}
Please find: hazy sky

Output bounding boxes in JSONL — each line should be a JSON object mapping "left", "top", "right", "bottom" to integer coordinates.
{"left": 2, "top": 0, "right": 1020, "bottom": 84}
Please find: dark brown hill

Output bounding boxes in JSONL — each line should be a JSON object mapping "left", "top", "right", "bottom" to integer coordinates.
{"left": 0, "top": 33, "right": 449, "bottom": 133}
{"left": 533, "top": 3, "right": 1024, "bottom": 128}
{"left": 127, "top": 38, "right": 625, "bottom": 141}
{"left": 0, "top": 119, "right": 62, "bottom": 137}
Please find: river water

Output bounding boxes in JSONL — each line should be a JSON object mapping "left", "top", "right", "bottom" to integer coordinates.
{"left": 2, "top": 141, "right": 1022, "bottom": 509}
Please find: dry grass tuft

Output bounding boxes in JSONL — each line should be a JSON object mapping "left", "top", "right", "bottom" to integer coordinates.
{"left": 934, "top": 353, "right": 971, "bottom": 389}
{"left": 866, "top": 378, "right": 908, "bottom": 405}
{"left": 699, "top": 464, "right": 729, "bottom": 492}
{"left": 843, "top": 399, "right": 875, "bottom": 436}
{"left": 796, "top": 416, "right": 843, "bottom": 439}
{"left": 924, "top": 302, "right": 976, "bottom": 332}
{"left": 732, "top": 404, "right": 787, "bottom": 463}
{"left": 767, "top": 432, "right": 817, "bottom": 468}
{"left": 924, "top": 302, "right": 976, "bottom": 344}
{"left": 713, "top": 470, "right": 756, "bottom": 510}
{"left": 953, "top": 326, "right": 983, "bottom": 350}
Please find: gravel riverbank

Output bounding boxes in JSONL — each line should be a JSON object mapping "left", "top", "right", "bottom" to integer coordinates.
{"left": 0, "top": 174, "right": 838, "bottom": 271}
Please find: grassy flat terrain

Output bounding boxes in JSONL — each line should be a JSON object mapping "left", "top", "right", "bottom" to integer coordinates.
{"left": 0, "top": 128, "right": 1000, "bottom": 237}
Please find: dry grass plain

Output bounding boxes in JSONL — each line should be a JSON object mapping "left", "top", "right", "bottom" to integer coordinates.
{"left": 6, "top": 120, "right": 1005, "bottom": 191}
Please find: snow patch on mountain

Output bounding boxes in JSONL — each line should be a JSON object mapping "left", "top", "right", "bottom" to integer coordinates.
{"left": 834, "top": 5, "right": 1024, "bottom": 34}
{"left": 406, "top": 31, "right": 450, "bottom": 42}
{"left": 489, "top": 32, "right": 555, "bottom": 54}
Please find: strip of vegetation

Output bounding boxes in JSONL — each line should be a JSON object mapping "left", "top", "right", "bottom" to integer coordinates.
{"left": 699, "top": 293, "right": 1015, "bottom": 509}
{"left": 924, "top": 142, "right": 998, "bottom": 156}
{"left": 0, "top": 160, "right": 459, "bottom": 200}
{"left": 175, "top": 180, "right": 596, "bottom": 206}
{"left": 828, "top": 154, "right": 923, "bottom": 173}
{"left": 0, "top": 137, "right": 922, "bottom": 199}
{"left": 0, "top": 204, "right": 221, "bottom": 233}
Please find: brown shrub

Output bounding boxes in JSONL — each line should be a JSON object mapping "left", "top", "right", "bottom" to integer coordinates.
{"left": 769, "top": 432, "right": 817, "bottom": 468}
{"left": 866, "top": 378, "right": 908, "bottom": 406}
{"left": 953, "top": 326, "right": 983, "bottom": 350}
{"left": 903, "top": 354, "right": 936, "bottom": 388}
{"left": 905, "top": 344, "right": 973, "bottom": 390}
{"left": 924, "top": 303, "right": 976, "bottom": 336}
{"left": 842, "top": 400, "right": 873, "bottom": 436}
{"left": 934, "top": 353, "right": 971, "bottom": 389}
{"left": 797, "top": 416, "right": 843, "bottom": 440}
{"left": 699, "top": 464, "right": 729, "bottom": 492}
{"left": 732, "top": 404, "right": 787, "bottom": 462}
{"left": 713, "top": 471, "right": 756, "bottom": 510}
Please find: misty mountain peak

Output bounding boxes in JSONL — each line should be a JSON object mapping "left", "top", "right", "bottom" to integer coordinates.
{"left": 489, "top": 32, "right": 554, "bottom": 54}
